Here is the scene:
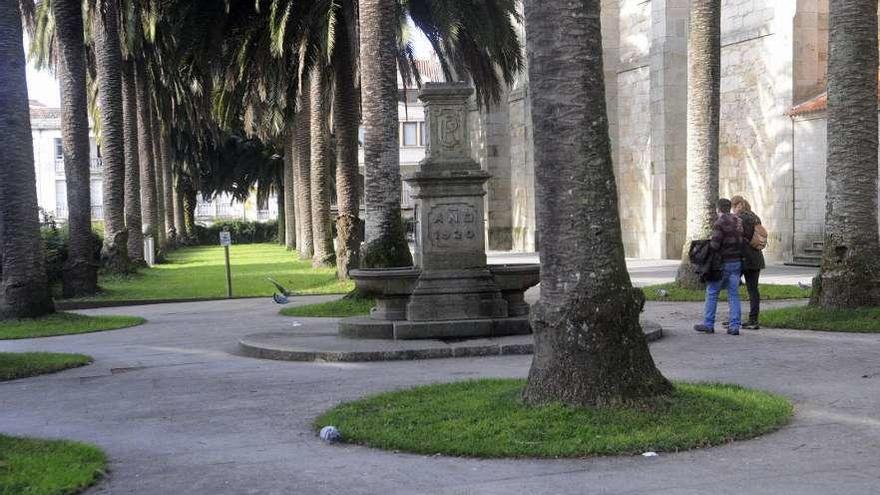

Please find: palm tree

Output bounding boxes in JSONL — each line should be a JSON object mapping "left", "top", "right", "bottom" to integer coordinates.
{"left": 160, "top": 126, "right": 176, "bottom": 244}
{"left": 283, "top": 133, "right": 296, "bottom": 249}
{"left": 310, "top": 69, "right": 334, "bottom": 267}
{"left": 150, "top": 101, "right": 167, "bottom": 249}
{"left": 173, "top": 174, "right": 186, "bottom": 242}
{"left": 811, "top": 0, "right": 880, "bottom": 308}
{"left": 332, "top": 12, "right": 360, "bottom": 280}
{"left": 90, "top": 0, "right": 132, "bottom": 272}
{"left": 295, "top": 87, "right": 314, "bottom": 260}
{"left": 520, "top": 0, "right": 671, "bottom": 406}
{"left": 135, "top": 60, "right": 158, "bottom": 249}
{"left": 358, "top": 0, "right": 413, "bottom": 268}
{"left": 121, "top": 58, "right": 145, "bottom": 264}
{"left": 0, "top": 0, "right": 55, "bottom": 318}
{"left": 51, "top": 0, "right": 99, "bottom": 295}
{"left": 675, "top": 0, "right": 720, "bottom": 290}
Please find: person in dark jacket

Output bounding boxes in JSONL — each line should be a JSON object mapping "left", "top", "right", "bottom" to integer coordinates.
{"left": 695, "top": 198, "right": 744, "bottom": 335}
{"left": 732, "top": 195, "right": 765, "bottom": 329}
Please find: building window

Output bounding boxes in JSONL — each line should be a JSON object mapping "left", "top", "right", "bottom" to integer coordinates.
{"left": 358, "top": 126, "right": 365, "bottom": 147}
{"left": 55, "top": 180, "right": 67, "bottom": 215}
{"left": 54, "top": 138, "right": 63, "bottom": 161}
{"left": 402, "top": 122, "right": 418, "bottom": 147}
{"left": 420, "top": 122, "right": 426, "bottom": 146}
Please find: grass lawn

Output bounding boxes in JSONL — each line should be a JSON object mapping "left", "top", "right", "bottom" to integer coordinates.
{"left": 0, "top": 352, "right": 92, "bottom": 382}
{"left": 280, "top": 298, "right": 374, "bottom": 318}
{"left": 761, "top": 306, "right": 880, "bottom": 333}
{"left": 643, "top": 282, "right": 810, "bottom": 302}
{"left": 316, "top": 379, "right": 792, "bottom": 458}
{"left": 0, "top": 434, "right": 106, "bottom": 495}
{"left": 75, "top": 243, "right": 353, "bottom": 302}
{"left": 0, "top": 312, "right": 144, "bottom": 340}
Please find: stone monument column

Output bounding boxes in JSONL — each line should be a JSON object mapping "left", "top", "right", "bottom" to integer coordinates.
{"left": 404, "top": 83, "right": 508, "bottom": 321}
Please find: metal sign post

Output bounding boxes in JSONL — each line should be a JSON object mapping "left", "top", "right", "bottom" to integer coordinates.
{"left": 220, "top": 230, "right": 232, "bottom": 298}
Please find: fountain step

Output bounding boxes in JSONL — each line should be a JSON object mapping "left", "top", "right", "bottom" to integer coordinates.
{"left": 338, "top": 315, "right": 531, "bottom": 340}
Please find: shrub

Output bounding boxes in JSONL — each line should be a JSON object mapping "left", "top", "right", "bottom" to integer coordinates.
{"left": 192, "top": 220, "right": 278, "bottom": 246}
{"left": 40, "top": 221, "right": 103, "bottom": 286}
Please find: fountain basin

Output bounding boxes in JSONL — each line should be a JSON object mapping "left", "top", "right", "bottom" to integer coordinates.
{"left": 349, "top": 267, "right": 420, "bottom": 321}
{"left": 488, "top": 264, "right": 540, "bottom": 316}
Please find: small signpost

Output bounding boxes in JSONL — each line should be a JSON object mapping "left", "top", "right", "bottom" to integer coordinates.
{"left": 220, "top": 230, "right": 232, "bottom": 298}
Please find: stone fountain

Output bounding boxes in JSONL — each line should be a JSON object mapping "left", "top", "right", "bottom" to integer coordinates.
{"left": 340, "top": 83, "right": 540, "bottom": 340}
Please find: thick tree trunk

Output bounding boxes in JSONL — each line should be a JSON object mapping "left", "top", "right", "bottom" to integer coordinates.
{"left": 521, "top": 0, "right": 671, "bottom": 407}
{"left": 333, "top": 36, "right": 361, "bottom": 280}
{"left": 675, "top": 0, "right": 721, "bottom": 290}
{"left": 310, "top": 71, "right": 335, "bottom": 267}
{"left": 92, "top": 0, "right": 132, "bottom": 273}
{"left": 121, "top": 59, "right": 145, "bottom": 265}
{"left": 181, "top": 177, "right": 197, "bottom": 240}
{"left": 295, "top": 89, "right": 314, "bottom": 260}
{"left": 53, "top": 0, "right": 98, "bottom": 297}
{"left": 0, "top": 1, "right": 55, "bottom": 317}
{"left": 358, "top": 0, "right": 413, "bottom": 268}
{"left": 284, "top": 132, "right": 296, "bottom": 249}
{"left": 135, "top": 62, "right": 158, "bottom": 250}
{"left": 277, "top": 180, "right": 286, "bottom": 245}
{"left": 160, "top": 128, "right": 176, "bottom": 245}
{"left": 173, "top": 173, "right": 186, "bottom": 243}
{"left": 151, "top": 110, "right": 167, "bottom": 249}
{"left": 811, "top": 0, "right": 880, "bottom": 308}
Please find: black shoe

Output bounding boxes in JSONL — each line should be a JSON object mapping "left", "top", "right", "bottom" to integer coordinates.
{"left": 722, "top": 320, "right": 730, "bottom": 328}
{"left": 727, "top": 328, "right": 740, "bottom": 336}
{"left": 694, "top": 324, "right": 715, "bottom": 334}
{"left": 742, "top": 321, "right": 760, "bottom": 330}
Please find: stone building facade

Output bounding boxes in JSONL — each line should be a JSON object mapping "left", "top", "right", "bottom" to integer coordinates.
{"left": 471, "top": 0, "right": 838, "bottom": 262}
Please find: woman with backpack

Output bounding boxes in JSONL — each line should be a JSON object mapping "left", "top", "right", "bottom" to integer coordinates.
{"left": 731, "top": 195, "right": 766, "bottom": 329}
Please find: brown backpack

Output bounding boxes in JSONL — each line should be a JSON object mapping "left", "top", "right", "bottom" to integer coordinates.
{"left": 750, "top": 224, "right": 768, "bottom": 250}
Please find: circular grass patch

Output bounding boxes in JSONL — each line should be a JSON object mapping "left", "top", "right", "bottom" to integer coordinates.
{"left": 643, "top": 282, "right": 811, "bottom": 302}
{"left": 0, "top": 353, "right": 93, "bottom": 382}
{"left": 0, "top": 312, "right": 144, "bottom": 340}
{"left": 316, "top": 379, "right": 792, "bottom": 458}
{"left": 761, "top": 306, "right": 880, "bottom": 333}
{"left": 279, "top": 298, "right": 374, "bottom": 318}
{"left": 0, "top": 434, "right": 106, "bottom": 495}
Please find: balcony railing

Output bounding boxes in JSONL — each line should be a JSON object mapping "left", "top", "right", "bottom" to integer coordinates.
{"left": 54, "top": 157, "right": 103, "bottom": 175}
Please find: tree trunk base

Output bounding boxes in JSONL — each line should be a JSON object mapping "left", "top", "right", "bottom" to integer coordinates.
{"left": 0, "top": 279, "right": 55, "bottom": 319}
{"left": 62, "top": 258, "right": 98, "bottom": 298}
{"left": 522, "top": 286, "right": 672, "bottom": 408}
{"left": 360, "top": 231, "right": 412, "bottom": 269}
{"left": 810, "top": 263, "right": 880, "bottom": 309}
{"left": 102, "top": 231, "right": 135, "bottom": 274}
{"left": 675, "top": 241, "right": 706, "bottom": 291}
{"left": 335, "top": 214, "right": 361, "bottom": 280}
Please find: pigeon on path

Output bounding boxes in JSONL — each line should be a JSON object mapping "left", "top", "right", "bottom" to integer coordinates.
{"left": 267, "top": 277, "right": 292, "bottom": 296}
{"left": 272, "top": 293, "right": 289, "bottom": 305}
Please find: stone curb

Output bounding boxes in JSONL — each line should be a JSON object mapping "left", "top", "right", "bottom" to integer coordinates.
{"left": 56, "top": 294, "right": 340, "bottom": 310}
{"left": 238, "top": 321, "right": 663, "bottom": 363}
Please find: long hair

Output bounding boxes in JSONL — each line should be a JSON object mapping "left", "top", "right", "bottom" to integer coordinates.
{"left": 731, "top": 195, "right": 752, "bottom": 212}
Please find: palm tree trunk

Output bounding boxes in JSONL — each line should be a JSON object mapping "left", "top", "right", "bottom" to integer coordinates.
{"left": 181, "top": 176, "right": 197, "bottom": 240}
{"left": 358, "top": 0, "right": 413, "bottom": 268}
{"left": 333, "top": 37, "right": 361, "bottom": 280}
{"left": 310, "top": 71, "right": 335, "bottom": 267}
{"left": 121, "top": 59, "right": 145, "bottom": 265}
{"left": 53, "top": 0, "right": 98, "bottom": 296}
{"left": 520, "top": 0, "right": 671, "bottom": 406}
{"left": 151, "top": 109, "right": 167, "bottom": 249}
{"left": 91, "top": 0, "right": 132, "bottom": 273}
{"left": 277, "top": 179, "right": 286, "bottom": 245}
{"left": 173, "top": 173, "right": 186, "bottom": 243}
{"left": 135, "top": 61, "right": 158, "bottom": 251}
{"left": 0, "top": 0, "right": 55, "bottom": 318}
{"left": 160, "top": 128, "right": 176, "bottom": 244}
{"left": 295, "top": 86, "right": 314, "bottom": 260}
{"left": 811, "top": 0, "right": 880, "bottom": 308}
{"left": 675, "top": 0, "right": 720, "bottom": 290}
{"left": 284, "top": 131, "right": 296, "bottom": 250}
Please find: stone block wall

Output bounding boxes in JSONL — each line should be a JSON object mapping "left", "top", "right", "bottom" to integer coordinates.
{"left": 791, "top": 115, "right": 826, "bottom": 254}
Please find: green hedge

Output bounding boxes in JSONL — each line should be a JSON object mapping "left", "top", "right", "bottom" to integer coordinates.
{"left": 192, "top": 220, "right": 278, "bottom": 245}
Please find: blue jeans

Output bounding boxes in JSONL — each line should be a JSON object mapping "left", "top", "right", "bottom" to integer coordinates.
{"left": 704, "top": 260, "right": 742, "bottom": 330}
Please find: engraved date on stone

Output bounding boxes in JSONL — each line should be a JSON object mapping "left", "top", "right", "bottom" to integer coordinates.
{"left": 428, "top": 203, "right": 479, "bottom": 248}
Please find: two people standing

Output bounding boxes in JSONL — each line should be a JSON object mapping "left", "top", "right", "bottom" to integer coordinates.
{"left": 693, "top": 195, "right": 765, "bottom": 335}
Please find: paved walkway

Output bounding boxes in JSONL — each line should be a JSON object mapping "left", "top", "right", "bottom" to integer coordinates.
{"left": 3, "top": 264, "right": 879, "bottom": 494}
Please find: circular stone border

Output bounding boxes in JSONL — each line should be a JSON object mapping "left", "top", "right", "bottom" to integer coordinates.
{"left": 238, "top": 320, "right": 663, "bottom": 362}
